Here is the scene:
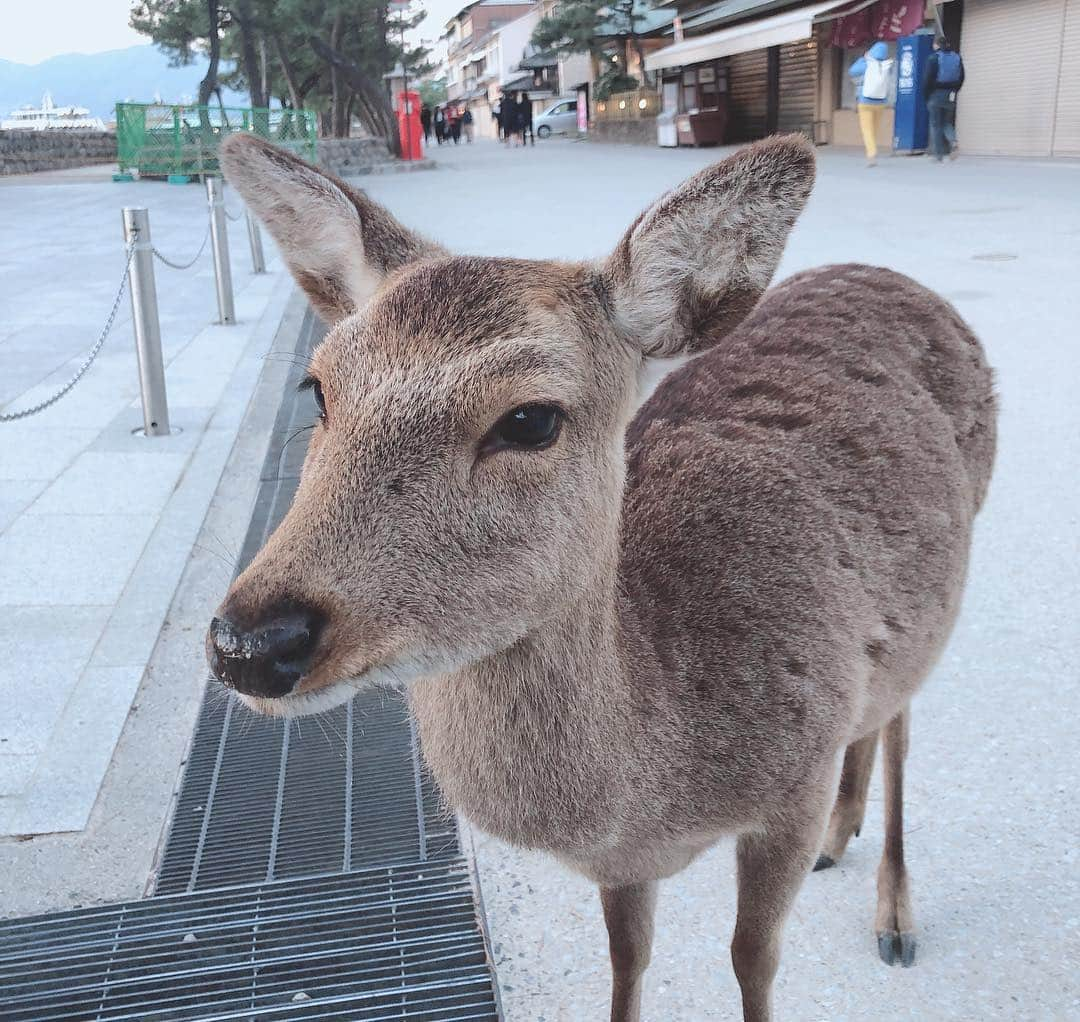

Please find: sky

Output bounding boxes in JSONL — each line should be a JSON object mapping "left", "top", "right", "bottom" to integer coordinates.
{"left": 1, "top": 0, "right": 144, "bottom": 64}
{"left": 1, "top": 0, "right": 464, "bottom": 66}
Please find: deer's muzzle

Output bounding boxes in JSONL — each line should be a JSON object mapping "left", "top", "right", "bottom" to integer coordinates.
{"left": 207, "top": 603, "right": 325, "bottom": 698}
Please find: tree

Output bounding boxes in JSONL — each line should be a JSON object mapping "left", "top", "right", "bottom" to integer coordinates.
{"left": 307, "top": 0, "right": 432, "bottom": 145}
{"left": 531, "top": 0, "right": 653, "bottom": 92}
{"left": 131, "top": 0, "right": 432, "bottom": 146}
{"left": 417, "top": 78, "right": 447, "bottom": 108}
{"left": 531, "top": 0, "right": 606, "bottom": 60}
{"left": 230, "top": 0, "right": 268, "bottom": 108}
{"left": 131, "top": 0, "right": 232, "bottom": 134}
{"left": 130, "top": 0, "right": 227, "bottom": 106}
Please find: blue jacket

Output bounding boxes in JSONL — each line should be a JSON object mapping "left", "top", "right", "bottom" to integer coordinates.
{"left": 849, "top": 41, "right": 891, "bottom": 105}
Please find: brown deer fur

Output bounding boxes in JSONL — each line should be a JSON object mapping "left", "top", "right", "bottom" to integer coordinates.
{"left": 212, "top": 133, "right": 997, "bottom": 1021}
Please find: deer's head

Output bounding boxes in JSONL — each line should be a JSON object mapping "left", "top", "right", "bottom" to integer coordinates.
{"left": 207, "top": 134, "right": 814, "bottom": 716}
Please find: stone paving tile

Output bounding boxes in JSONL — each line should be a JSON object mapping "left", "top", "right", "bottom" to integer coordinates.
{"left": 0, "top": 606, "right": 112, "bottom": 757}
{"left": 27, "top": 451, "right": 190, "bottom": 518}
{"left": 0, "top": 479, "right": 47, "bottom": 535}
{"left": 0, "top": 605, "right": 111, "bottom": 665}
{"left": 0, "top": 754, "right": 36, "bottom": 797}
{"left": 90, "top": 428, "right": 237, "bottom": 669}
{"left": 0, "top": 513, "right": 156, "bottom": 606}
{"left": 13, "top": 360, "right": 145, "bottom": 434}
{"left": 0, "top": 665, "right": 145, "bottom": 835}
{"left": 0, "top": 659, "right": 87, "bottom": 755}
{"left": 0, "top": 364, "right": 66, "bottom": 408}
{"left": 0, "top": 426, "right": 99, "bottom": 482}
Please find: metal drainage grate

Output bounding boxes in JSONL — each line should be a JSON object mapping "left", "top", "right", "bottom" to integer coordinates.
{"left": 0, "top": 861, "right": 499, "bottom": 1021}
{"left": 0, "top": 306, "right": 501, "bottom": 1020}
{"left": 155, "top": 309, "right": 458, "bottom": 895}
{"left": 155, "top": 690, "right": 460, "bottom": 895}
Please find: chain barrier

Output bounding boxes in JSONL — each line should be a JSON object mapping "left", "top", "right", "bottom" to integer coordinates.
{"left": 0, "top": 239, "right": 138, "bottom": 422}
{"left": 152, "top": 223, "right": 211, "bottom": 270}
{"left": 224, "top": 205, "right": 244, "bottom": 222}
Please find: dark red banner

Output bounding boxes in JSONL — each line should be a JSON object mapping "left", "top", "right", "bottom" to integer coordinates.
{"left": 831, "top": 0, "right": 925, "bottom": 49}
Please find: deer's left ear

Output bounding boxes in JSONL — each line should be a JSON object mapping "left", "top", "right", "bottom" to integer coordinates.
{"left": 603, "top": 134, "right": 815, "bottom": 357}
{"left": 219, "top": 135, "right": 444, "bottom": 323}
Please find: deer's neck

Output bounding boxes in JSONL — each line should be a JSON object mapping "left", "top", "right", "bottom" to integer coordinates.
{"left": 409, "top": 562, "right": 637, "bottom": 854}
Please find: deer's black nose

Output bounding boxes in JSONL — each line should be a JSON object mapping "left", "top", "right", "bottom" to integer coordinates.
{"left": 207, "top": 605, "right": 323, "bottom": 698}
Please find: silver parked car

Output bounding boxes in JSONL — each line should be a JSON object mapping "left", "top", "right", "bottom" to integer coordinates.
{"left": 534, "top": 98, "right": 578, "bottom": 138}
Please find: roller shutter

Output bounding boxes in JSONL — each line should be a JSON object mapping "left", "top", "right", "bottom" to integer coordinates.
{"left": 727, "top": 48, "right": 769, "bottom": 140}
{"left": 960, "top": 0, "right": 1070, "bottom": 156}
{"left": 778, "top": 37, "right": 818, "bottom": 137}
{"left": 1053, "top": 0, "right": 1080, "bottom": 155}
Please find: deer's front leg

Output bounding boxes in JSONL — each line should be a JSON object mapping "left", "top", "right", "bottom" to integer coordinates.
{"left": 732, "top": 788, "right": 831, "bottom": 1022}
{"left": 600, "top": 880, "right": 658, "bottom": 1022}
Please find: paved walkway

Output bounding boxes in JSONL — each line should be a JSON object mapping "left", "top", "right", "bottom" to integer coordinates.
{"left": 0, "top": 165, "right": 290, "bottom": 837}
{"left": 369, "top": 139, "right": 1080, "bottom": 1019}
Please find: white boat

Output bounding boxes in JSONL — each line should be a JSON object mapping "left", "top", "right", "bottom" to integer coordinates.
{"left": 2, "top": 91, "right": 106, "bottom": 131}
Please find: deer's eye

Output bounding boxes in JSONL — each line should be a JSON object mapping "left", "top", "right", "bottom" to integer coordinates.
{"left": 482, "top": 404, "right": 563, "bottom": 455}
{"left": 299, "top": 374, "right": 327, "bottom": 423}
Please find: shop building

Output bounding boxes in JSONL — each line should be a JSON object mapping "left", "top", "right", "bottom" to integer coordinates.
{"left": 641, "top": 0, "right": 1078, "bottom": 157}
{"left": 953, "top": 0, "right": 1079, "bottom": 157}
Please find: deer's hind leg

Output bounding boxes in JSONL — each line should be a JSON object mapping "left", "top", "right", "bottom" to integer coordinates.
{"left": 814, "top": 731, "right": 878, "bottom": 871}
{"left": 875, "top": 707, "right": 916, "bottom": 967}
{"left": 600, "top": 880, "right": 658, "bottom": 1022}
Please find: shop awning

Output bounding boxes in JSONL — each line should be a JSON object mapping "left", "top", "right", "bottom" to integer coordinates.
{"left": 645, "top": 0, "right": 854, "bottom": 72}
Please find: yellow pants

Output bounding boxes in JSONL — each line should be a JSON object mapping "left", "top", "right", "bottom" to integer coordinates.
{"left": 857, "top": 103, "right": 886, "bottom": 159}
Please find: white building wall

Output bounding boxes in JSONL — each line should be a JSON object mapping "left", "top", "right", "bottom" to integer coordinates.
{"left": 558, "top": 53, "right": 592, "bottom": 97}
{"left": 494, "top": 10, "right": 540, "bottom": 84}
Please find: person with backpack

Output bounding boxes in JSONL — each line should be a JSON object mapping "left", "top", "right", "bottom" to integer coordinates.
{"left": 923, "top": 34, "right": 965, "bottom": 161}
{"left": 848, "top": 40, "right": 895, "bottom": 167}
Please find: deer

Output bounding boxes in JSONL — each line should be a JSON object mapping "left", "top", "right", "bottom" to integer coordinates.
{"left": 208, "top": 132, "right": 997, "bottom": 1022}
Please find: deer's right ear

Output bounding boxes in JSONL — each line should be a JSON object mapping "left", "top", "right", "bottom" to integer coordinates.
{"left": 219, "top": 135, "right": 442, "bottom": 323}
{"left": 603, "top": 134, "right": 815, "bottom": 358}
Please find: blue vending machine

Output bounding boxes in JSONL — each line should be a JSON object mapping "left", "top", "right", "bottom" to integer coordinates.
{"left": 893, "top": 33, "right": 933, "bottom": 153}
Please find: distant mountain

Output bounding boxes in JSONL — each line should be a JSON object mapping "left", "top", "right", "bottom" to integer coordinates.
{"left": 0, "top": 45, "right": 250, "bottom": 123}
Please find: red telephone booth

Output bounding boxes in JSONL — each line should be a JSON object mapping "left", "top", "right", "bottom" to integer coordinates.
{"left": 397, "top": 90, "right": 422, "bottom": 161}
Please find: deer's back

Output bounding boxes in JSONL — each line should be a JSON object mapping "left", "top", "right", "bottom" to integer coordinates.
{"left": 616, "top": 265, "right": 996, "bottom": 826}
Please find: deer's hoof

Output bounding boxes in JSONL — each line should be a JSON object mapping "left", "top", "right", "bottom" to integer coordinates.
{"left": 812, "top": 854, "right": 835, "bottom": 872}
{"left": 877, "top": 930, "right": 917, "bottom": 967}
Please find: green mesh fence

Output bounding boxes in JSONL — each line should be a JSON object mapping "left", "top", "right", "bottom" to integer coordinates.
{"left": 115, "top": 103, "right": 317, "bottom": 178}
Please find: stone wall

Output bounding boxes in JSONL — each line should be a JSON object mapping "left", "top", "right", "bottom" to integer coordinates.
{"left": 0, "top": 130, "right": 117, "bottom": 175}
{"left": 317, "top": 137, "right": 395, "bottom": 175}
{"left": 316, "top": 136, "right": 436, "bottom": 177}
{"left": 588, "top": 120, "right": 658, "bottom": 147}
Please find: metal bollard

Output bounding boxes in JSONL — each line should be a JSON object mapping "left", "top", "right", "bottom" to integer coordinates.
{"left": 245, "top": 209, "right": 266, "bottom": 274}
{"left": 206, "top": 177, "right": 235, "bottom": 324}
{"left": 121, "top": 208, "right": 171, "bottom": 437}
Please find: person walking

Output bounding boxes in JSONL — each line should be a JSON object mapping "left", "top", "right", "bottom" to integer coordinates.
{"left": 517, "top": 91, "right": 534, "bottom": 146}
{"left": 923, "top": 34, "right": 965, "bottom": 162}
{"left": 420, "top": 104, "right": 432, "bottom": 144}
{"left": 433, "top": 106, "right": 446, "bottom": 145}
{"left": 448, "top": 105, "right": 462, "bottom": 144}
{"left": 848, "top": 40, "right": 895, "bottom": 167}
{"left": 462, "top": 104, "right": 474, "bottom": 143}
{"left": 499, "top": 92, "right": 515, "bottom": 145}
